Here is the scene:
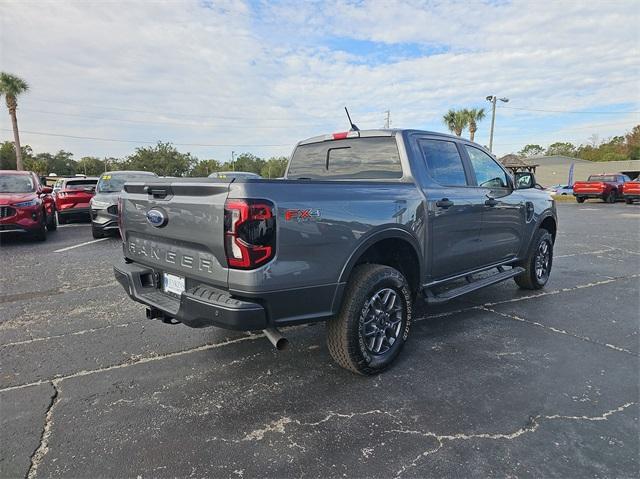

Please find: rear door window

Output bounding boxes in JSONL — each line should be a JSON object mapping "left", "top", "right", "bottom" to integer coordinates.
{"left": 288, "top": 137, "right": 402, "bottom": 180}
{"left": 418, "top": 139, "right": 468, "bottom": 186}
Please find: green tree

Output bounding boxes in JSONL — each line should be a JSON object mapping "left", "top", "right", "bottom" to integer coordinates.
{"left": 229, "top": 152, "right": 265, "bottom": 175}
{"left": 442, "top": 109, "right": 467, "bottom": 136}
{"left": 625, "top": 125, "right": 640, "bottom": 161}
{"left": 190, "top": 159, "right": 222, "bottom": 177}
{"left": 260, "top": 157, "right": 288, "bottom": 178}
{"left": 77, "top": 156, "right": 106, "bottom": 176}
{"left": 0, "top": 73, "right": 29, "bottom": 170}
{"left": 126, "top": 141, "right": 195, "bottom": 176}
{"left": 23, "top": 157, "right": 48, "bottom": 175}
{"left": 546, "top": 142, "right": 576, "bottom": 157}
{"left": 0, "top": 141, "right": 33, "bottom": 169}
{"left": 463, "top": 108, "right": 485, "bottom": 142}
{"left": 40, "top": 150, "right": 77, "bottom": 176}
{"left": 518, "top": 144, "right": 544, "bottom": 158}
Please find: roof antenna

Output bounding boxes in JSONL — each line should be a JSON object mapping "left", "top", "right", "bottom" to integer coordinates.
{"left": 344, "top": 107, "right": 360, "bottom": 131}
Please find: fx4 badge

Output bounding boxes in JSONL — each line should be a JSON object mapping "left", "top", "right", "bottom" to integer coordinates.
{"left": 284, "top": 209, "right": 321, "bottom": 222}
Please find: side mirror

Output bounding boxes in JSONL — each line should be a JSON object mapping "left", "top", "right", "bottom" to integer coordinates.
{"left": 41, "top": 186, "right": 53, "bottom": 194}
{"left": 515, "top": 172, "right": 535, "bottom": 189}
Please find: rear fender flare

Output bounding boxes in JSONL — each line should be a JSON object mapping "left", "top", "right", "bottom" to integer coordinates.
{"left": 337, "top": 226, "right": 424, "bottom": 284}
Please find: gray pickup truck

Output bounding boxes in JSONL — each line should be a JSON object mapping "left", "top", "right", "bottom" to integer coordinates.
{"left": 114, "top": 129, "right": 557, "bottom": 374}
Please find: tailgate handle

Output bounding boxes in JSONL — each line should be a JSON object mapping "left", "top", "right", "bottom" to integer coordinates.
{"left": 144, "top": 186, "right": 168, "bottom": 199}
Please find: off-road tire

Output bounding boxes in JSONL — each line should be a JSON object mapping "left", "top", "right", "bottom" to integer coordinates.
{"left": 576, "top": 197, "right": 585, "bottom": 203}
{"left": 47, "top": 209, "right": 58, "bottom": 231}
{"left": 326, "top": 264, "right": 412, "bottom": 375}
{"left": 514, "top": 229, "right": 553, "bottom": 290}
{"left": 92, "top": 225, "right": 105, "bottom": 239}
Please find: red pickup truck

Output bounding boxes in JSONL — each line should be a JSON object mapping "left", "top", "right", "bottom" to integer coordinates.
{"left": 622, "top": 180, "right": 640, "bottom": 204}
{"left": 573, "top": 173, "right": 631, "bottom": 203}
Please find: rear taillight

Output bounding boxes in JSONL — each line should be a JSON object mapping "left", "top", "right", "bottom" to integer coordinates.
{"left": 224, "top": 199, "right": 276, "bottom": 269}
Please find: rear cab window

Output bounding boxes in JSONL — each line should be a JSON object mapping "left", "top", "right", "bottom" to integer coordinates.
{"left": 65, "top": 179, "right": 98, "bottom": 191}
{"left": 588, "top": 175, "right": 615, "bottom": 182}
{"left": 287, "top": 137, "right": 402, "bottom": 180}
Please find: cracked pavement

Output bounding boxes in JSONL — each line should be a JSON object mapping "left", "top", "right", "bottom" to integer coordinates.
{"left": 1, "top": 203, "right": 638, "bottom": 478}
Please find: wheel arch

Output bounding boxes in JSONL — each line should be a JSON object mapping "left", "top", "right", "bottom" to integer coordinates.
{"left": 539, "top": 215, "right": 557, "bottom": 242}
{"left": 338, "top": 227, "right": 424, "bottom": 294}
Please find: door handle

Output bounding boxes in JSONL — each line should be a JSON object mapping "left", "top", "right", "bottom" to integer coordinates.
{"left": 485, "top": 197, "right": 498, "bottom": 207}
{"left": 436, "top": 198, "right": 454, "bottom": 209}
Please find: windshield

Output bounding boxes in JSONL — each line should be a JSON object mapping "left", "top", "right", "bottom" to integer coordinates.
{"left": 97, "top": 174, "right": 152, "bottom": 193}
{"left": 0, "top": 174, "right": 36, "bottom": 193}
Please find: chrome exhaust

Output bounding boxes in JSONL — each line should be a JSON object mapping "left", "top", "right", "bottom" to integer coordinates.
{"left": 263, "top": 328, "right": 289, "bottom": 350}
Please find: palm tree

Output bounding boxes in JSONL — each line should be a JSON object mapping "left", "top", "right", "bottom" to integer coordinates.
{"left": 0, "top": 73, "right": 29, "bottom": 171}
{"left": 442, "top": 109, "right": 467, "bottom": 136}
{"left": 463, "top": 108, "right": 486, "bottom": 142}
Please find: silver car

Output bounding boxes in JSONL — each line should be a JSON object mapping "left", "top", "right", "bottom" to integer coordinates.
{"left": 90, "top": 171, "right": 157, "bottom": 238}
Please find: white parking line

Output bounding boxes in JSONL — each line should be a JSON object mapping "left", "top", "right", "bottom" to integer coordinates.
{"left": 54, "top": 238, "right": 109, "bottom": 253}
{"left": 57, "top": 224, "right": 91, "bottom": 228}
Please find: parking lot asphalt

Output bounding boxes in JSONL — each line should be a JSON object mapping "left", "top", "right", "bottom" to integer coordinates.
{"left": 1, "top": 203, "right": 638, "bottom": 479}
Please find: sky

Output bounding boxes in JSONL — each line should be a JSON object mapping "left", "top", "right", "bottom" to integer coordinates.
{"left": 0, "top": 0, "right": 639, "bottom": 162}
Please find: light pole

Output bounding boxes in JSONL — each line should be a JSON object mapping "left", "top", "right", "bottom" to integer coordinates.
{"left": 486, "top": 95, "right": 509, "bottom": 153}
{"left": 231, "top": 151, "right": 235, "bottom": 171}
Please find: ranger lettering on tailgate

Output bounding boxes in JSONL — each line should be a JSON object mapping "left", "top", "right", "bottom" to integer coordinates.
{"left": 127, "top": 239, "right": 219, "bottom": 274}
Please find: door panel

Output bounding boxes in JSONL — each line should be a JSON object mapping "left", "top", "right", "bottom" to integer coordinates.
{"left": 414, "top": 137, "right": 486, "bottom": 280}
{"left": 463, "top": 145, "right": 525, "bottom": 265}
{"left": 427, "top": 187, "right": 485, "bottom": 278}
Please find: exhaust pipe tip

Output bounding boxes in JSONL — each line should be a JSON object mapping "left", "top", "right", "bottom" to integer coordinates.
{"left": 263, "top": 328, "right": 289, "bottom": 351}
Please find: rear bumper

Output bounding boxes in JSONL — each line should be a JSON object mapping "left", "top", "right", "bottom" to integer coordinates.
{"left": 59, "top": 206, "right": 90, "bottom": 216}
{"left": 114, "top": 261, "right": 267, "bottom": 330}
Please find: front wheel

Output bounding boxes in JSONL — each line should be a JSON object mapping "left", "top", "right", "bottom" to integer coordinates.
{"left": 576, "top": 197, "right": 585, "bottom": 203}
{"left": 326, "top": 264, "right": 412, "bottom": 375}
{"left": 91, "top": 224, "right": 105, "bottom": 239}
{"left": 605, "top": 191, "right": 616, "bottom": 203}
{"left": 515, "top": 229, "right": 553, "bottom": 290}
{"left": 33, "top": 212, "right": 48, "bottom": 241}
{"left": 47, "top": 209, "right": 58, "bottom": 231}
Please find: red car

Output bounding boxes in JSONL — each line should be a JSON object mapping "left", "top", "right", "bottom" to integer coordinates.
{"left": 0, "top": 170, "right": 57, "bottom": 241}
{"left": 53, "top": 177, "right": 98, "bottom": 223}
{"left": 622, "top": 180, "right": 640, "bottom": 204}
{"left": 573, "top": 173, "right": 631, "bottom": 203}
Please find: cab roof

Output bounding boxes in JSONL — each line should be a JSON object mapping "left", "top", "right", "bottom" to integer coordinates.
{"left": 298, "top": 128, "right": 465, "bottom": 146}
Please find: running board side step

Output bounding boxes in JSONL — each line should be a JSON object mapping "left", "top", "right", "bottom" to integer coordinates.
{"left": 423, "top": 267, "right": 525, "bottom": 304}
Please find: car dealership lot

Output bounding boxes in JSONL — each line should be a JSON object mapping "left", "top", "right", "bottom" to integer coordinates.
{"left": 1, "top": 204, "right": 638, "bottom": 478}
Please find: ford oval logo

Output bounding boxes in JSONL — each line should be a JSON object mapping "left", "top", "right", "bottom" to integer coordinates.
{"left": 146, "top": 208, "right": 167, "bottom": 228}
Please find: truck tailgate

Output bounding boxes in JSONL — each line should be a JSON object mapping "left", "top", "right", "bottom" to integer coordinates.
{"left": 121, "top": 180, "right": 230, "bottom": 289}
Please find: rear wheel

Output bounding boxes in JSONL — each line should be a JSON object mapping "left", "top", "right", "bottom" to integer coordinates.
{"left": 625, "top": 198, "right": 634, "bottom": 204}
{"left": 605, "top": 191, "right": 616, "bottom": 203}
{"left": 515, "top": 229, "right": 553, "bottom": 290}
{"left": 326, "top": 264, "right": 412, "bottom": 375}
{"left": 92, "top": 224, "right": 105, "bottom": 239}
{"left": 576, "top": 197, "right": 585, "bottom": 203}
{"left": 57, "top": 212, "right": 67, "bottom": 225}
